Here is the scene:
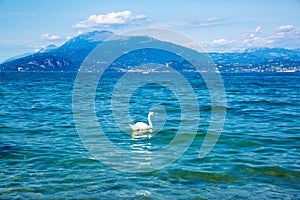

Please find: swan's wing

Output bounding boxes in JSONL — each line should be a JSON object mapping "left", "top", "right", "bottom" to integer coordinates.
{"left": 135, "top": 122, "right": 150, "bottom": 129}
{"left": 129, "top": 124, "right": 140, "bottom": 131}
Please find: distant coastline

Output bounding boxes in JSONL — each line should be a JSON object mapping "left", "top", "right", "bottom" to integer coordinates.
{"left": 1, "top": 31, "right": 299, "bottom": 73}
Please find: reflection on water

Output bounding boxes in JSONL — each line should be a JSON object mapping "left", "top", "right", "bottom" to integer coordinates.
{"left": 129, "top": 130, "right": 155, "bottom": 170}
{"left": 131, "top": 129, "right": 153, "bottom": 139}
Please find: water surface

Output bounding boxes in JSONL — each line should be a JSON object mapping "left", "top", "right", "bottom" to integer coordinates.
{"left": 0, "top": 72, "right": 299, "bottom": 199}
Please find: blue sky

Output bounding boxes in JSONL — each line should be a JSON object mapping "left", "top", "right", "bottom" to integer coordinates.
{"left": 1, "top": 0, "right": 300, "bottom": 62}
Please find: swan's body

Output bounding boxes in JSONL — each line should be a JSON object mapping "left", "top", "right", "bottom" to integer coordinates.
{"left": 129, "top": 112, "right": 155, "bottom": 131}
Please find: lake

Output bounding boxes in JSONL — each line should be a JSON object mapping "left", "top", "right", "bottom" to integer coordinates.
{"left": 0, "top": 71, "right": 299, "bottom": 199}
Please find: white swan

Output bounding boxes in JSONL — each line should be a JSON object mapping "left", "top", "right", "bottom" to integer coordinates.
{"left": 129, "top": 112, "right": 155, "bottom": 131}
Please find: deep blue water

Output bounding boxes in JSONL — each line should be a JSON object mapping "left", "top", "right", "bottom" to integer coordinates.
{"left": 0, "top": 72, "right": 299, "bottom": 199}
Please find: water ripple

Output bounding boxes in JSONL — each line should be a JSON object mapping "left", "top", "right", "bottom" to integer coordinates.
{"left": 0, "top": 72, "right": 299, "bottom": 199}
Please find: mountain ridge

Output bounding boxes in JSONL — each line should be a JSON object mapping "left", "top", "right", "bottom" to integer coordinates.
{"left": 1, "top": 31, "right": 300, "bottom": 73}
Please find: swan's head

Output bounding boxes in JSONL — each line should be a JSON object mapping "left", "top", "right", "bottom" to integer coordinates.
{"left": 149, "top": 112, "right": 155, "bottom": 117}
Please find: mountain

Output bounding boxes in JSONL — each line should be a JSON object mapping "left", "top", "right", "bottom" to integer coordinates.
{"left": 0, "top": 30, "right": 300, "bottom": 73}
{"left": 1, "top": 52, "right": 35, "bottom": 64}
{"left": 0, "top": 30, "right": 207, "bottom": 72}
{"left": 209, "top": 48, "right": 300, "bottom": 72}
{"left": 210, "top": 47, "right": 300, "bottom": 64}
{"left": 38, "top": 44, "right": 58, "bottom": 53}
{"left": 0, "top": 31, "right": 114, "bottom": 72}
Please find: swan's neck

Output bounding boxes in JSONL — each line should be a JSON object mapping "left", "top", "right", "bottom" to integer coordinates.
{"left": 148, "top": 114, "right": 153, "bottom": 128}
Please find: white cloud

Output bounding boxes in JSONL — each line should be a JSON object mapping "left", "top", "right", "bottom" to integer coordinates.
{"left": 41, "top": 33, "right": 60, "bottom": 41}
{"left": 210, "top": 39, "right": 233, "bottom": 45}
{"left": 269, "top": 25, "right": 300, "bottom": 48}
{"left": 271, "top": 25, "right": 299, "bottom": 39}
{"left": 239, "top": 26, "right": 276, "bottom": 47}
{"left": 278, "top": 25, "right": 294, "bottom": 31}
{"left": 270, "top": 32, "right": 285, "bottom": 39}
{"left": 242, "top": 37, "right": 274, "bottom": 47}
{"left": 38, "top": 33, "right": 70, "bottom": 53}
{"left": 155, "top": 17, "right": 223, "bottom": 29}
{"left": 255, "top": 26, "right": 262, "bottom": 33}
{"left": 203, "top": 24, "right": 300, "bottom": 51}
{"left": 201, "top": 38, "right": 236, "bottom": 52}
{"left": 73, "top": 10, "right": 147, "bottom": 29}
{"left": 198, "top": 17, "right": 222, "bottom": 27}
{"left": 243, "top": 26, "right": 262, "bottom": 38}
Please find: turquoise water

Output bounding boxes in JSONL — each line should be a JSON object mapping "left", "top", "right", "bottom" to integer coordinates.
{"left": 0, "top": 72, "right": 299, "bottom": 199}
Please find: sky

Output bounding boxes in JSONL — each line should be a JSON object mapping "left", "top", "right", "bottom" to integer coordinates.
{"left": 1, "top": 0, "right": 300, "bottom": 62}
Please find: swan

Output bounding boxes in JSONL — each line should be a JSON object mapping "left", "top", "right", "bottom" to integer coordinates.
{"left": 129, "top": 112, "right": 155, "bottom": 131}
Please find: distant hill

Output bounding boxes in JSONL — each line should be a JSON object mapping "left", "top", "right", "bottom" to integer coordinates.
{"left": 0, "top": 30, "right": 208, "bottom": 72}
{"left": 210, "top": 48, "right": 300, "bottom": 72}
{"left": 1, "top": 30, "right": 300, "bottom": 73}
{"left": 0, "top": 31, "right": 114, "bottom": 72}
{"left": 1, "top": 52, "right": 35, "bottom": 64}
